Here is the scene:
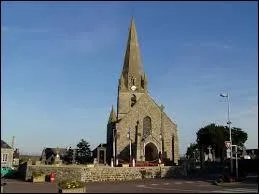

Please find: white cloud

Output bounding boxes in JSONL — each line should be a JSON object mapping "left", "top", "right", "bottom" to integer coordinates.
{"left": 198, "top": 74, "right": 217, "bottom": 80}
{"left": 232, "top": 103, "right": 258, "bottom": 120}
{"left": 230, "top": 103, "right": 258, "bottom": 149}
{"left": 183, "top": 41, "right": 233, "bottom": 50}
{"left": 183, "top": 42, "right": 193, "bottom": 47}
{"left": 3, "top": 20, "right": 119, "bottom": 57}
{"left": 199, "top": 42, "right": 233, "bottom": 50}
{"left": 58, "top": 22, "right": 119, "bottom": 55}
{"left": 1, "top": 26, "right": 50, "bottom": 33}
{"left": 1, "top": 26, "right": 9, "bottom": 32}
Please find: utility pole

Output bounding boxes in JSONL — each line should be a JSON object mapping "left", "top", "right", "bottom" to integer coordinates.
{"left": 220, "top": 93, "right": 233, "bottom": 173}
{"left": 127, "top": 129, "right": 132, "bottom": 164}
{"left": 232, "top": 145, "right": 238, "bottom": 179}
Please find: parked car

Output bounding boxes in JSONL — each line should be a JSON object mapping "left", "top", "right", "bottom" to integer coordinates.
{"left": 1, "top": 167, "right": 16, "bottom": 177}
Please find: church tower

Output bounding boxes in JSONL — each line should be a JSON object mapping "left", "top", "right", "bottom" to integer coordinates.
{"left": 106, "top": 17, "right": 180, "bottom": 165}
{"left": 117, "top": 18, "right": 148, "bottom": 121}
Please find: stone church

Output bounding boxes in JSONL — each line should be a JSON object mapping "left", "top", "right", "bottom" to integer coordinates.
{"left": 106, "top": 18, "right": 179, "bottom": 166}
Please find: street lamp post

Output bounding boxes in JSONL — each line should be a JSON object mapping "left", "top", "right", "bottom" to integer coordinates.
{"left": 159, "top": 133, "right": 162, "bottom": 163}
{"left": 160, "top": 104, "right": 164, "bottom": 164}
{"left": 113, "top": 128, "right": 116, "bottom": 166}
{"left": 127, "top": 129, "right": 132, "bottom": 164}
{"left": 232, "top": 145, "right": 239, "bottom": 179}
{"left": 143, "top": 140, "right": 146, "bottom": 161}
{"left": 220, "top": 93, "right": 233, "bottom": 173}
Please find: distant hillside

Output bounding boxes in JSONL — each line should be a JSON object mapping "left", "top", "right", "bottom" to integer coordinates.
{"left": 19, "top": 154, "right": 41, "bottom": 163}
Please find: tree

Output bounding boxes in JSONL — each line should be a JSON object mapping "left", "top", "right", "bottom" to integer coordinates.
{"left": 230, "top": 127, "right": 248, "bottom": 147}
{"left": 196, "top": 123, "right": 248, "bottom": 162}
{"left": 186, "top": 143, "right": 199, "bottom": 160}
{"left": 75, "top": 139, "right": 92, "bottom": 164}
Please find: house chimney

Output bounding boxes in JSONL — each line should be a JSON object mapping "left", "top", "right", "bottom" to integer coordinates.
{"left": 11, "top": 136, "right": 15, "bottom": 149}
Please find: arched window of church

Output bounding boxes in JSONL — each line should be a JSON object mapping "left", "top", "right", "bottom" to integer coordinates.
{"left": 131, "top": 77, "right": 135, "bottom": 85}
{"left": 131, "top": 94, "right": 137, "bottom": 107}
{"left": 143, "top": 116, "right": 152, "bottom": 138}
{"left": 141, "top": 78, "right": 144, "bottom": 89}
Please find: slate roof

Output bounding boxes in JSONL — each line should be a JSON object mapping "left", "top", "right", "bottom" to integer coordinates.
{"left": 121, "top": 18, "right": 144, "bottom": 81}
{"left": 41, "top": 147, "right": 67, "bottom": 160}
{"left": 92, "top": 143, "right": 107, "bottom": 152}
{"left": 1, "top": 140, "right": 12, "bottom": 149}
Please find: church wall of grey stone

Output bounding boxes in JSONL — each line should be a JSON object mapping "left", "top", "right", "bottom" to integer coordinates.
{"left": 106, "top": 18, "right": 179, "bottom": 165}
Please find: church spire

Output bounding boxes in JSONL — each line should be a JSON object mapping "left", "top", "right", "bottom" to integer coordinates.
{"left": 119, "top": 17, "right": 147, "bottom": 92}
{"left": 108, "top": 105, "right": 116, "bottom": 123}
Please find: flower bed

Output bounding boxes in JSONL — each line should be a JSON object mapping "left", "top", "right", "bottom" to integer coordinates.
{"left": 59, "top": 187, "right": 86, "bottom": 193}
{"left": 32, "top": 175, "right": 45, "bottom": 183}
{"left": 32, "top": 171, "right": 46, "bottom": 183}
{"left": 139, "top": 169, "right": 153, "bottom": 179}
{"left": 58, "top": 180, "right": 86, "bottom": 193}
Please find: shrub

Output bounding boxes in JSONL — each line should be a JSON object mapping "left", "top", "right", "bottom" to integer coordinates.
{"left": 140, "top": 170, "right": 146, "bottom": 179}
{"left": 32, "top": 171, "right": 45, "bottom": 177}
{"left": 58, "top": 180, "right": 85, "bottom": 189}
{"left": 19, "top": 158, "right": 29, "bottom": 165}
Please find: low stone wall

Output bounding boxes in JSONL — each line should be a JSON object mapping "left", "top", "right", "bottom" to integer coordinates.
{"left": 26, "top": 165, "right": 82, "bottom": 182}
{"left": 26, "top": 164, "right": 184, "bottom": 183}
{"left": 81, "top": 166, "right": 142, "bottom": 182}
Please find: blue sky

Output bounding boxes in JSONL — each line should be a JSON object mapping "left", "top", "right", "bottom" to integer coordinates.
{"left": 1, "top": 2, "right": 258, "bottom": 156}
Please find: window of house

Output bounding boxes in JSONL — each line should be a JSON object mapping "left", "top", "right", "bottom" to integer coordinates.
{"left": 1, "top": 154, "right": 8, "bottom": 162}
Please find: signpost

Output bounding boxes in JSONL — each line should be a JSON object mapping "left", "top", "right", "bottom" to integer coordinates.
{"left": 225, "top": 141, "right": 232, "bottom": 149}
{"left": 225, "top": 141, "right": 232, "bottom": 159}
{"left": 225, "top": 141, "right": 238, "bottom": 179}
{"left": 226, "top": 149, "right": 231, "bottom": 159}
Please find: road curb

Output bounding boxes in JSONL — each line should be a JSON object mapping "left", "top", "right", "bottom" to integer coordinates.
{"left": 213, "top": 180, "right": 242, "bottom": 186}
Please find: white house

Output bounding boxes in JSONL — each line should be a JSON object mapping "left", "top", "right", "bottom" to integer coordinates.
{"left": 1, "top": 140, "right": 14, "bottom": 168}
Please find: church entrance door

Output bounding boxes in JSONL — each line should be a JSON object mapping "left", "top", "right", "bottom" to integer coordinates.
{"left": 145, "top": 142, "right": 159, "bottom": 161}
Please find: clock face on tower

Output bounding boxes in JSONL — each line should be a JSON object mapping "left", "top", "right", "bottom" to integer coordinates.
{"left": 131, "top": 85, "right": 137, "bottom": 91}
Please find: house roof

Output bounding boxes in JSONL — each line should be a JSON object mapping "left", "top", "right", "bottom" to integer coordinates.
{"left": 1, "top": 140, "right": 12, "bottom": 149}
{"left": 92, "top": 143, "right": 107, "bottom": 152}
{"left": 40, "top": 147, "right": 68, "bottom": 161}
{"left": 43, "top": 148, "right": 67, "bottom": 156}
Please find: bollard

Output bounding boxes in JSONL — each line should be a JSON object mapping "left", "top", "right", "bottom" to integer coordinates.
{"left": 111, "top": 158, "right": 114, "bottom": 167}
{"left": 132, "top": 158, "right": 135, "bottom": 167}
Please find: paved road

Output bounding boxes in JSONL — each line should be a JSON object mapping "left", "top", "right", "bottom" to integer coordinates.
{"left": 2, "top": 178, "right": 258, "bottom": 193}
